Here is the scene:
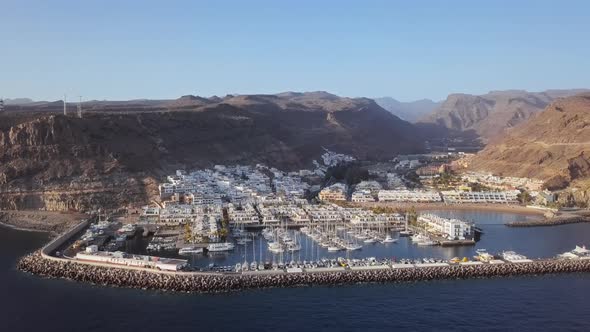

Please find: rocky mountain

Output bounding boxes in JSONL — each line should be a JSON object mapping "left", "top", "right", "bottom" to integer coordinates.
{"left": 374, "top": 97, "right": 440, "bottom": 122}
{"left": 469, "top": 93, "right": 590, "bottom": 204}
{"left": 0, "top": 92, "right": 424, "bottom": 211}
{"left": 420, "top": 89, "right": 589, "bottom": 142}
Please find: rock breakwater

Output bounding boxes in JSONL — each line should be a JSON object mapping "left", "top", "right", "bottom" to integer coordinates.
{"left": 17, "top": 252, "right": 590, "bottom": 293}
{"left": 506, "top": 215, "right": 590, "bottom": 227}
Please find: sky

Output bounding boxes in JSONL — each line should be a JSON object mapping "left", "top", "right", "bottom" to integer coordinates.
{"left": 1, "top": 0, "right": 589, "bottom": 102}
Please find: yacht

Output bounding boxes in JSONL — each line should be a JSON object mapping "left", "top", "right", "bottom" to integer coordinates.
{"left": 381, "top": 234, "right": 397, "bottom": 243}
{"left": 572, "top": 245, "right": 590, "bottom": 256}
{"left": 178, "top": 247, "right": 204, "bottom": 255}
{"left": 345, "top": 243, "right": 362, "bottom": 251}
{"left": 363, "top": 237, "right": 376, "bottom": 244}
{"left": 207, "top": 242, "right": 235, "bottom": 252}
{"left": 399, "top": 230, "right": 413, "bottom": 237}
{"left": 558, "top": 245, "right": 589, "bottom": 260}
{"left": 328, "top": 245, "right": 342, "bottom": 252}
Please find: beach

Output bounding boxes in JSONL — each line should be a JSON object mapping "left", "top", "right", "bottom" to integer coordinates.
{"left": 0, "top": 210, "right": 85, "bottom": 235}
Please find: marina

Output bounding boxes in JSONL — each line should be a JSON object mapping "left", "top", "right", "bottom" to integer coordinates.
{"left": 15, "top": 208, "right": 590, "bottom": 294}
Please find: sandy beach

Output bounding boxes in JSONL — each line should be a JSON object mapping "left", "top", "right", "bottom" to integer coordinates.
{"left": 0, "top": 210, "right": 85, "bottom": 235}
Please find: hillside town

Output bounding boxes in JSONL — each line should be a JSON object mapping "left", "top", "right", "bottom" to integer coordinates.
{"left": 120, "top": 149, "right": 564, "bottom": 257}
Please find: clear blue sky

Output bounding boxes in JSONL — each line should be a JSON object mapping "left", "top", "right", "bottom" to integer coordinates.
{"left": 1, "top": 0, "right": 589, "bottom": 101}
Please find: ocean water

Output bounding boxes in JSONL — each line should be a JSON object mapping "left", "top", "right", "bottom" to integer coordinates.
{"left": 3, "top": 210, "right": 590, "bottom": 331}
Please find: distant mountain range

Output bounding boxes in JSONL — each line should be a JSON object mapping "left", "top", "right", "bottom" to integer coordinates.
{"left": 418, "top": 89, "right": 590, "bottom": 142}
{"left": 373, "top": 97, "right": 441, "bottom": 123}
{"left": 2, "top": 98, "right": 35, "bottom": 105}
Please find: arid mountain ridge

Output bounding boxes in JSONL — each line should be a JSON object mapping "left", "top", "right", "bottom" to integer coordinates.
{"left": 470, "top": 93, "right": 590, "bottom": 206}
{"left": 0, "top": 92, "right": 423, "bottom": 211}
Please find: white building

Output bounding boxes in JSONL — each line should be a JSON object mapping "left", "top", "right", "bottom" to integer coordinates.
{"left": 351, "top": 190, "right": 375, "bottom": 203}
{"left": 441, "top": 190, "right": 519, "bottom": 204}
{"left": 418, "top": 214, "right": 472, "bottom": 240}
{"left": 318, "top": 183, "right": 347, "bottom": 201}
{"left": 378, "top": 190, "right": 442, "bottom": 203}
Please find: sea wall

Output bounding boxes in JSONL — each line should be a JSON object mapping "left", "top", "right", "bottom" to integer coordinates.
{"left": 41, "top": 219, "right": 89, "bottom": 257}
{"left": 17, "top": 252, "right": 590, "bottom": 293}
{"left": 506, "top": 215, "right": 590, "bottom": 227}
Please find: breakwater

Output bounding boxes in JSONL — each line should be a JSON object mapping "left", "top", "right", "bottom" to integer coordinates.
{"left": 506, "top": 215, "right": 590, "bottom": 227}
{"left": 17, "top": 252, "right": 590, "bottom": 293}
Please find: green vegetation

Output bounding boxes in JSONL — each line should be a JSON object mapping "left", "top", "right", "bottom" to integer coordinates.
{"left": 517, "top": 191, "right": 532, "bottom": 204}
{"left": 431, "top": 171, "right": 461, "bottom": 189}
{"left": 468, "top": 182, "right": 493, "bottom": 192}
{"left": 371, "top": 206, "right": 404, "bottom": 215}
{"left": 407, "top": 206, "right": 418, "bottom": 226}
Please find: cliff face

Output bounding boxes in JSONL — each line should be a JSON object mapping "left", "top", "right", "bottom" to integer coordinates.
{"left": 469, "top": 94, "right": 590, "bottom": 205}
{"left": 0, "top": 93, "right": 424, "bottom": 211}
{"left": 420, "top": 89, "right": 589, "bottom": 142}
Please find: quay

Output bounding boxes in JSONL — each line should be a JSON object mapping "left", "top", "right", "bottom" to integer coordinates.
{"left": 15, "top": 220, "right": 590, "bottom": 293}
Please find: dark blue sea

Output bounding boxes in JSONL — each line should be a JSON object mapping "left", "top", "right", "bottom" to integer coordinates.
{"left": 3, "top": 210, "right": 590, "bottom": 331}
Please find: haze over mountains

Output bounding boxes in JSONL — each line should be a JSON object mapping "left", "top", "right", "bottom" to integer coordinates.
{"left": 419, "top": 89, "right": 590, "bottom": 142}
{"left": 373, "top": 97, "right": 441, "bottom": 122}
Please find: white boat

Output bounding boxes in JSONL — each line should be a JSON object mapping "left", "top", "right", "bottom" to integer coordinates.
{"left": 268, "top": 242, "right": 284, "bottom": 253}
{"left": 327, "top": 245, "right": 342, "bottom": 252}
{"left": 501, "top": 251, "right": 528, "bottom": 262}
{"left": 207, "top": 242, "right": 235, "bottom": 252}
{"left": 363, "top": 238, "right": 376, "bottom": 244}
{"left": 572, "top": 245, "right": 590, "bottom": 256}
{"left": 558, "top": 245, "right": 589, "bottom": 259}
{"left": 381, "top": 234, "right": 397, "bottom": 243}
{"left": 399, "top": 230, "right": 413, "bottom": 237}
{"left": 178, "top": 247, "right": 204, "bottom": 255}
{"left": 345, "top": 243, "right": 362, "bottom": 251}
